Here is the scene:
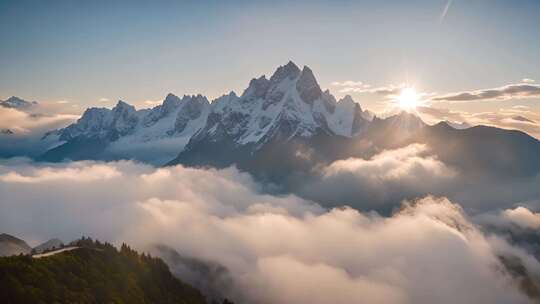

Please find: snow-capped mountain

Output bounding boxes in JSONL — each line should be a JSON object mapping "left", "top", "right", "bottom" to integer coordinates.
{"left": 167, "top": 61, "right": 374, "bottom": 171}
{"left": 189, "top": 61, "right": 370, "bottom": 149}
{"left": 0, "top": 96, "right": 38, "bottom": 110}
{"left": 41, "top": 94, "right": 210, "bottom": 164}
{"left": 42, "top": 61, "right": 370, "bottom": 165}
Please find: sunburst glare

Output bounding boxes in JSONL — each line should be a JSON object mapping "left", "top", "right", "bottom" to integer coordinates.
{"left": 397, "top": 87, "right": 419, "bottom": 111}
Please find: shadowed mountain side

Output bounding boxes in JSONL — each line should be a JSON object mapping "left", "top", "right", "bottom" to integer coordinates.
{"left": 411, "top": 122, "right": 540, "bottom": 178}
{"left": 173, "top": 113, "right": 540, "bottom": 186}
{"left": 153, "top": 245, "right": 236, "bottom": 304}
{"left": 38, "top": 137, "right": 109, "bottom": 162}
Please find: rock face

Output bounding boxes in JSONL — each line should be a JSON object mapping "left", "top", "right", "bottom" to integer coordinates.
{"left": 0, "top": 233, "right": 32, "bottom": 257}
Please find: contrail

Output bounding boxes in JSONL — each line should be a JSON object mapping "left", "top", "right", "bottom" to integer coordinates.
{"left": 440, "top": 0, "right": 453, "bottom": 23}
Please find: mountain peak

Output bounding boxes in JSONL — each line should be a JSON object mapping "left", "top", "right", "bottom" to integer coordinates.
{"left": 296, "top": 65, "right": 322, "bottom": 104}
{"left": 269, "top": 61, "right": 301, "bottom": 84}
{"left": 243, "top": 75, "right": 271, "bottom": 99}
{"left": 113, "top": 100, "right": 136, "bottom": 112}
{"left": 339, "top": 95, "right": 355, "bottom": 104}
{"left": 165, "top": 93, "right": 181, "bottom": 101}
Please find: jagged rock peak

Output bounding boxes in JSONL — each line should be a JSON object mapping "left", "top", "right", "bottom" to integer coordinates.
{"left": 339, "top": 95, "right": 355, "bottom": 104}
{"left": 269, "top": 60, "right": 301, "bottom": 84}
{"left": 189, "top": 94, "right": 210, "bottom": 104}
{"left": 243, "top": 75, "right": 270, "bottom": 99}
{"left": 164, "top": 93, "right": 182, "bottom": 103}
{"left": 113, "top": 100, "right": 136, "bottom": 112}
{"left": 160, "top": 93, "right": 182, "bottom": 112}
{"left": 296, "top": 65, "right": 322, "bottom": 104}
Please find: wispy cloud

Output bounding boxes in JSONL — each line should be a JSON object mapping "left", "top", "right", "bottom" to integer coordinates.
{"left": 331, "top": 80, "right": 366, "bottom": 87}
{"left": 431, "top": 83, "right": 540, "bottom": 102}
{"left": 439, "top": 0, "right": 453, "bottom": 23}
{"left": 98, "top": 97, "right": 110, "bottom": 102}
{"left": 331, "top": 80, "right": 372, "bottom": 93}
{"left": 334, "top": 82, "right": 406, "bottom": 96}
{"left": 522, "top": 78, "right": 535, "bottom": 84}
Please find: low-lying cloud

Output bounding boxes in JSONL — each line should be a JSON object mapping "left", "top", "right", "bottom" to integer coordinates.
{"left": 300, "top": 144, "right": 456, "bottom": 212}
{"left": 0, "top": 106, "right": 77, "bottom": 158}
{"left": 0, "top": 107, "right": 76, "bottom": 135}
{"left": 1, "top": 159, "right": 539, "bottom": 303}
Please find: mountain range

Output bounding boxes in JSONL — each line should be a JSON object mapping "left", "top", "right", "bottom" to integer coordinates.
{"left": 5, "top": 61, "right": 539, "bottom": 185}
{"left": 39, "top": 61, "right": 373, "bottom": 165}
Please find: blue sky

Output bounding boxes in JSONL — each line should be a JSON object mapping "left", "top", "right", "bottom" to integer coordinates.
{"left": 1, "top": 0, "right": 539, "bottom": 113}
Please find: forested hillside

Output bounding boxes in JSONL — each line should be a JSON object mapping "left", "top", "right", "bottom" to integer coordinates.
{"left": 0, "top": 238, "right": 209, "bottom": 304}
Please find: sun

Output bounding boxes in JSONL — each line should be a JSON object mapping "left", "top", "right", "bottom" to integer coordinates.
{"left": 397, "top": 87, "right": 418, "bottom": 110}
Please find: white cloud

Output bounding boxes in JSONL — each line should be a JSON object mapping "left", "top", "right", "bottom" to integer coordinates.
{"left": 143, "top": 99, "right": 162, "bottom": 106}
{"left": 478, "top": 207, "right": 540, "bottom": 231}
{"left": 300, "top": 144, "right": 457, "bottom": 210}
{"left": 0, "top": 163, "right": 121, "bottom": 183}
{"left": 331, "top": 80, "right": 366, "bottom": 87}
{"left": 503, "top": 207, "right": 540, "bottom": 230}
{"left": 324, "top": 144, "right": 454, "bottom": 181}
{"left": 0, "top": 107, "right": 76, "bottom": 135}
{"left": 523, "top": 79, "right": 536, "bottom": 84}
{"left": 0, "top": 160, "right": 535, "bottom": 303}
{"left": 99, "top": 97, "right": 110, "bottom": 102}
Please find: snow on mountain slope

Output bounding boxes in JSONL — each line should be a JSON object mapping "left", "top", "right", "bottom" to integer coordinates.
{"left": 42, "top": 61, "right": 371, "bottom": 164}
{"left": 44, "top": 94, "right": 210, "bottom": 164}
{"left": 189, "top": 61, "right": 371, "bottom": 150}
{"left": 106, "top": 95, "right": 210, "bottom": 164}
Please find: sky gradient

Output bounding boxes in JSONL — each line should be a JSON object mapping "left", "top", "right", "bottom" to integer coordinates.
{"left": 1, "top": 0, "right": 540, "bottom": 114}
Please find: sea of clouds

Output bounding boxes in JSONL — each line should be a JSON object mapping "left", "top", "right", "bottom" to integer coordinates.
{"left": 1, "top": 157, "right": 540, "bottom": 303}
